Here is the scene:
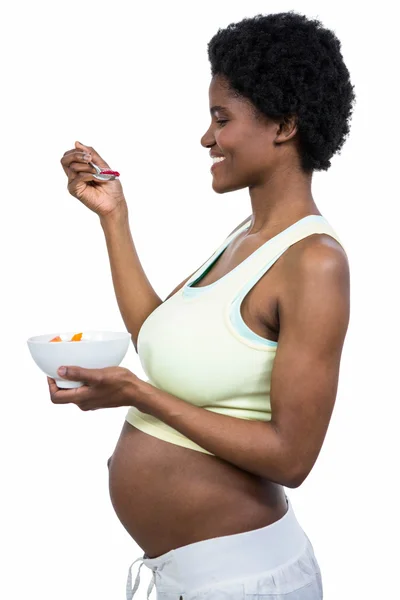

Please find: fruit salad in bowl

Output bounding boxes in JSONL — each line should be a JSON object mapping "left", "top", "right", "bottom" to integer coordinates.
{"left": 27, "top": 330, "right": 131, "bottom": 388}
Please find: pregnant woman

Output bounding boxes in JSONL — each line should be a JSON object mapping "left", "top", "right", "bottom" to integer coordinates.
{"left": 56, "top": 11, "right": 354, "bottom": 600}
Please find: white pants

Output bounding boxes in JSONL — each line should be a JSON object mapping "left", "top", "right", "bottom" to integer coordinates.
{"left": 126, "top": 495, "right": 323, "bottom": 599}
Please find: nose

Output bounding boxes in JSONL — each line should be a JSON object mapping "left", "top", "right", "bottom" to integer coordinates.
{"left": 107, "top": 456, "right": 112, "bottom": 469}
{"left": 200, "top": 122, "right": 214, "bottom": 149}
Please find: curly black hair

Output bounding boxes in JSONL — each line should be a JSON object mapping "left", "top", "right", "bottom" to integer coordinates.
{"left": 207, "top": 11, "right": 356, "bottom": 173}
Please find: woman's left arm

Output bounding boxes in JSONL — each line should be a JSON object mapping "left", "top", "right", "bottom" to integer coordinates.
{"left": 133, "top": 242, "right": 350, "bottom": 487}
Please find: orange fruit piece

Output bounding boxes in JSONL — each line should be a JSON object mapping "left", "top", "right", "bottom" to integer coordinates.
{"left": 49, "top": 336, "right": 62, "bottom": 342}
{"left": 70, "top": 332, "right": 83, "bottom": 342}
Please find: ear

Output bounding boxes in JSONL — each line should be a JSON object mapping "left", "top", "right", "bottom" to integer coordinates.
{"left": 276, "top": 115, "right": 298, "bottom": 143}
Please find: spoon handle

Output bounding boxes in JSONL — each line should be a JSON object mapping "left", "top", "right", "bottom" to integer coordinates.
{"left": 88, "top": 161, "right": 102, "bottom": 174}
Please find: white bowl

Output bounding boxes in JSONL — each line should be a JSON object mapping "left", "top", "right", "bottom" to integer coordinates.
{"left": 27, "top": 330, "right": 131, "bottom": 388}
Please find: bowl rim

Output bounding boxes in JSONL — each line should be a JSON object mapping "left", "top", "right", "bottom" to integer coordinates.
{"left": 27, "top": 330, "right": 131, "bottom": 344}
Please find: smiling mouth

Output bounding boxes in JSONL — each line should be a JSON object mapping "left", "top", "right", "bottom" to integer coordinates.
{"left": 211, "top": 158, "right": 226, "bottom": 172}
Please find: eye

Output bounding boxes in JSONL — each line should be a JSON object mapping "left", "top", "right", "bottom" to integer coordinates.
{"left": 216, "top": 120, "right": 228, "bottom": 126}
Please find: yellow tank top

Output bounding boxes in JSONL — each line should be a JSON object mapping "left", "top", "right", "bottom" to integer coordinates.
{"left": 125, "top": 215, "right": 345, "bottom": 455}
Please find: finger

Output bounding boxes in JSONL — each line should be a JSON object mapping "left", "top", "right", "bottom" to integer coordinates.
{"left": 57, "top": 366, "right": 102, "bottom": 384}
{"left": 68, "top": 160, "right": 98, "bottom": 175}
{"left": 61, "top": 150, "right": 91, "bottom": 164}
{"left": 74, "top": 141, "right": 109, "bottom": 169}
{"left": 61, "top": 150, "right": 92, "bottom": 176}
{"left": 47, "top": 376, "right": 59, "bottom": 394}
{"left": 63, "top": 148, "right": 87, "bottom": 157}
{"left": 50, "top": 384, "right": 90, "bottom": 405}
{"left": 60, "top": 152, "right": 91, "bottom": 179}
{"left": 66, "top": 170, "right": 110, "bottom": 187}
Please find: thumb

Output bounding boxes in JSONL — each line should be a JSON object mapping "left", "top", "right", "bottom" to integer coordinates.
{"left": 57, "top": 366, "right": 99, "bottom": 382}
{"left": 75, "top": 141, "right": 90, "bottom": 151}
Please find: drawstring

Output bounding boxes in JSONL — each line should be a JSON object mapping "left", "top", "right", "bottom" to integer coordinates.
{"left": 126, "top": 554, "right": 173, "bottom": 600}
{"left": 127, "top": 499, "right": 289, "bottom": 599}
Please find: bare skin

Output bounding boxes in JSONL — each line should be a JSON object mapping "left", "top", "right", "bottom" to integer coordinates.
{"left": 108, "top": 226, "right": 343, "bottom": 559}
{"left": 106, "top": 74, "right": 349, "bottom": 558}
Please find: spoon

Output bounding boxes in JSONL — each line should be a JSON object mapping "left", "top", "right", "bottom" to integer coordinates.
{"left": 89, "top": 161, "right": 120, "bottom": 181}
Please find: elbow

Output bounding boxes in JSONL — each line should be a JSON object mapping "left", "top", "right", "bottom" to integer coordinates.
{"left": 262, "top": 465, "right": 306, "bottom": 489}
{"left": 276, "top": 457, "right": 310, "bottom": 489}
{"left": 284, "top": 472, "right": 307, "bottom": 489}
{"left": 263, "top": 427, "right": 312, "bottom": 488}
{"left": 283, "top": 464, "right": 311, "bottom": 489}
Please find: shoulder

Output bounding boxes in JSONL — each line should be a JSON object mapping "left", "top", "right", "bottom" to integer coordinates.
{"left": 261, "top": 233, "right": 350, "bottom": 325}
{"left": 278, "top": 233, "right": 350, "bottom": 348}
{"left": 282, "top": 233, "right": 349, "bottom": 287}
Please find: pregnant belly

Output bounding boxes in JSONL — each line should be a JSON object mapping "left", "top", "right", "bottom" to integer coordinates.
{"left": 108, "top": 421, "right": 287, "bottom": 558}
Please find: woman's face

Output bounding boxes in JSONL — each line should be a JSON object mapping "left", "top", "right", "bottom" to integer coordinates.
{"left": 201, "top": 75, "right": 293, "bottom": 194}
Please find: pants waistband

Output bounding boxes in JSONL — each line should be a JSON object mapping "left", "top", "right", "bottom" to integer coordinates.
{"left": 138, "top": 495, "right": 307, "bottom": 592}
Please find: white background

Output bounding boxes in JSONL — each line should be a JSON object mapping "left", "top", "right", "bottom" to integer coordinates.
{"left": 1, "top": 1, "right": 398, "bottom": 598}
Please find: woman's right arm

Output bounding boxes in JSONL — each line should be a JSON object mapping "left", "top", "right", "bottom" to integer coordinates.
{"left": 61, "top": 142, "right": 197, "bottom": 354}
{"left": 100, "top": 205, "right": 163, "bottom": 353}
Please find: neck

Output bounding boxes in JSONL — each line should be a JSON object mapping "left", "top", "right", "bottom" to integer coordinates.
{"left": 247, "top": 165, "right": 319, "bottom": 235}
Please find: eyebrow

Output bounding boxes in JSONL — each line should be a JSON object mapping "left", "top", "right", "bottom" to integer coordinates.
{"left": 210, "top": 105, "right": 228, "bottom": 115}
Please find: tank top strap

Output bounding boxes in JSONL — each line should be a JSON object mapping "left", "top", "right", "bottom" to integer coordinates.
{"left": 184, "top": 214, "right": 344, "bottom": 298}
{"left": 223, "top": 215, "right": 345, "bottom": 299}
